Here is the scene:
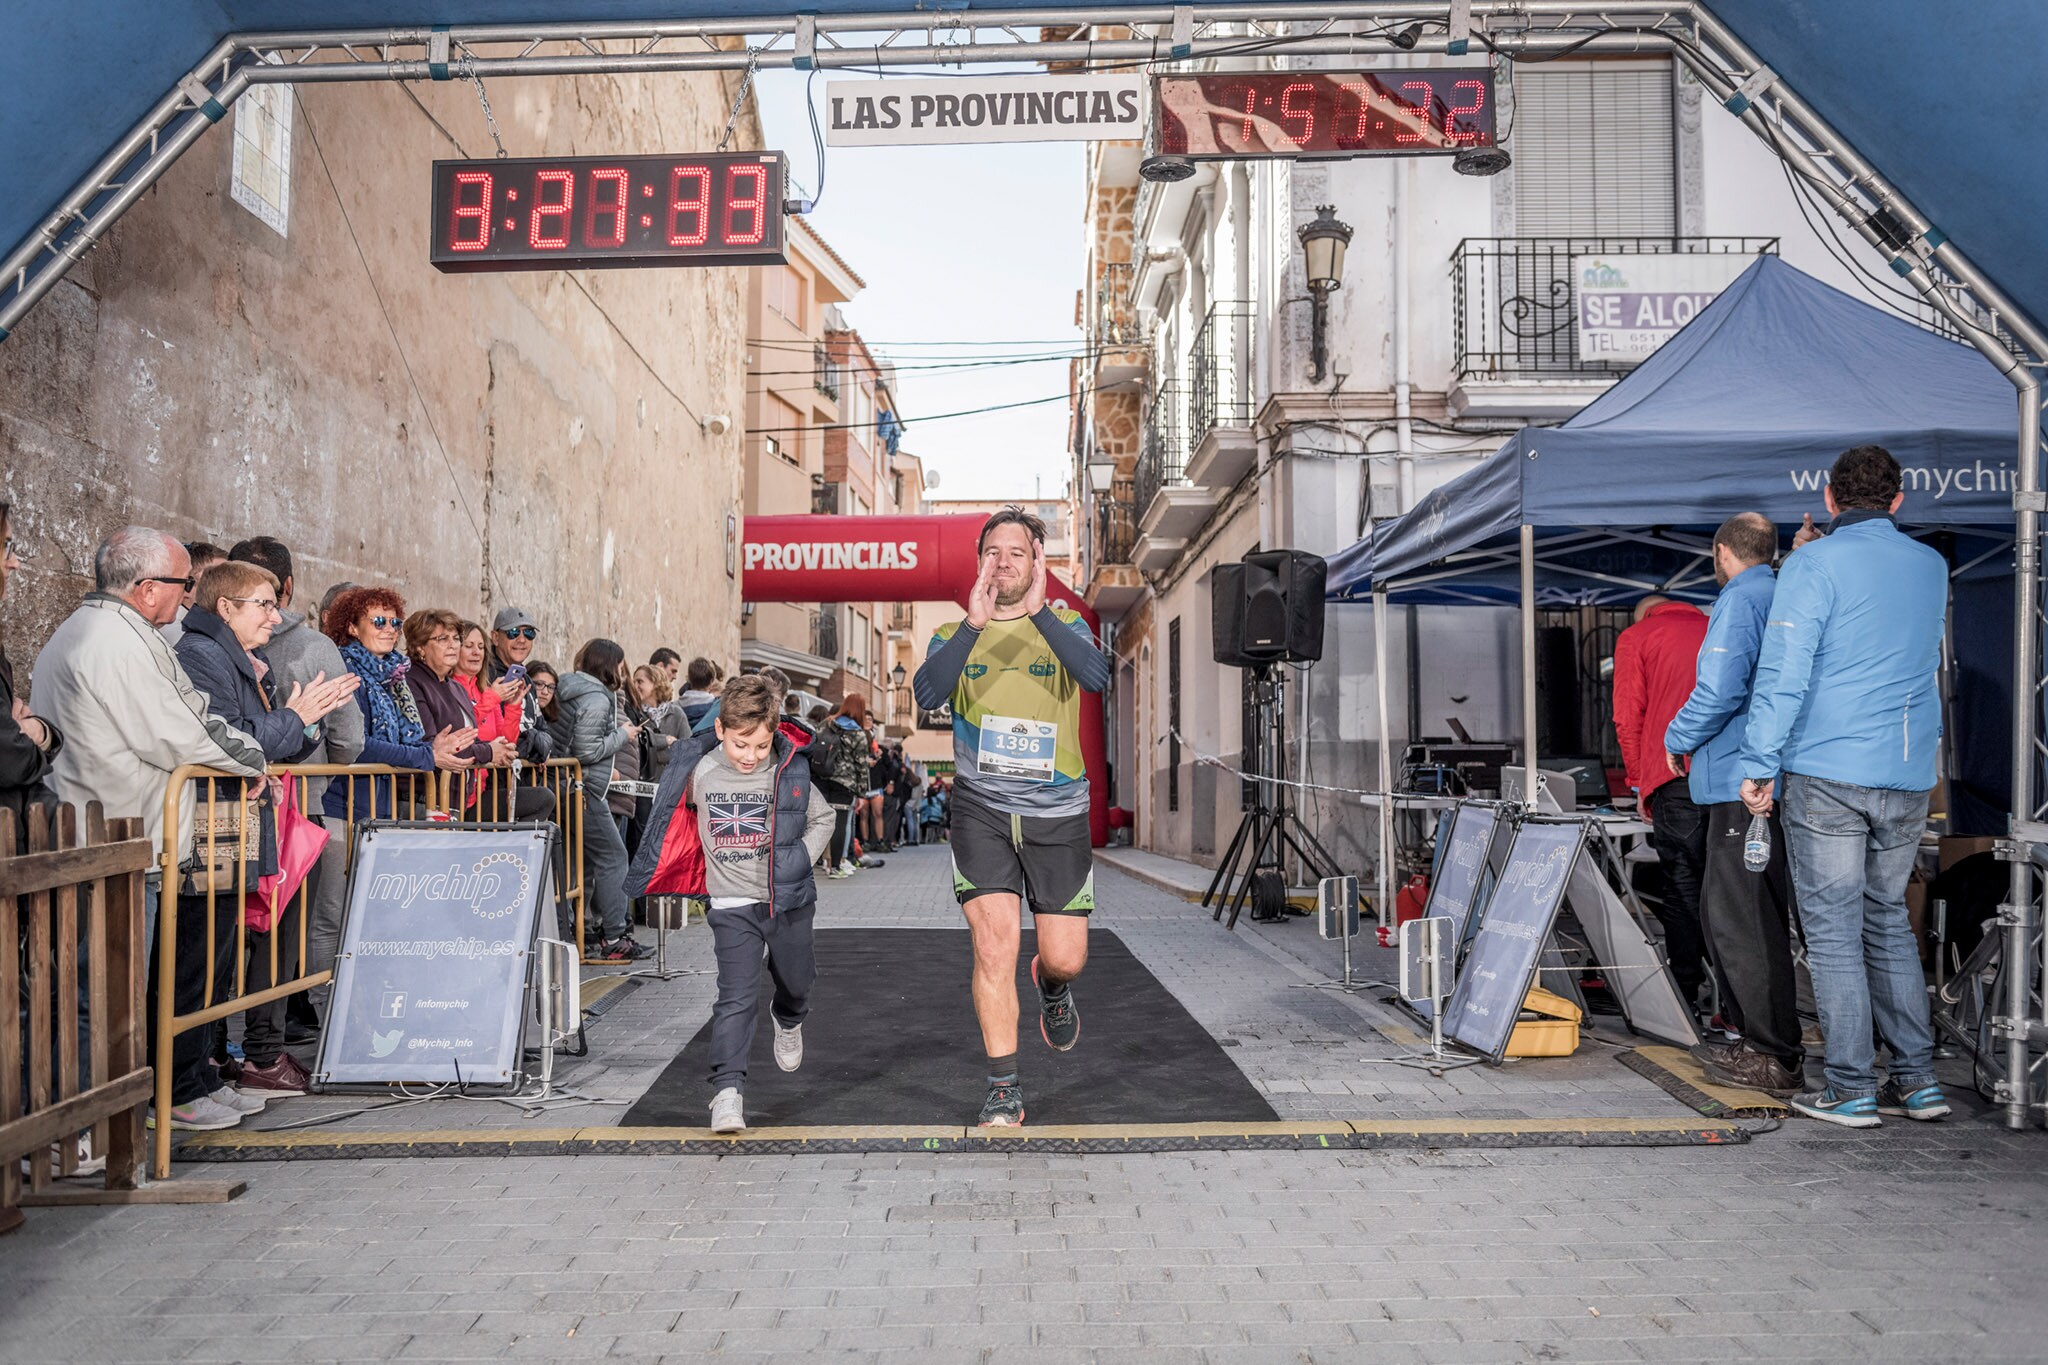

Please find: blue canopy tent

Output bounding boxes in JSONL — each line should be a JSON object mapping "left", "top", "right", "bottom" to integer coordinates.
{"left": 1326, "top": 254, "right": 2020, "bottom": 832}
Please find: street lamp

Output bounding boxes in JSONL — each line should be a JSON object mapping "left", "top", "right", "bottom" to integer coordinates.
{"left": 890, "top": 661, "right": 907, "bottom": 689}
{"left": 1086, "top": 457, "right": 1118, "bottom": 495}
{"left": 1297, "top": 205, "right": 1353, "bottom": 384}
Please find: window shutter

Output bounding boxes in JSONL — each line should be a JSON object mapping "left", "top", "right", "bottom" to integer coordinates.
{"left": 1512, "top": 62, "right": 1676, "bottom": 236}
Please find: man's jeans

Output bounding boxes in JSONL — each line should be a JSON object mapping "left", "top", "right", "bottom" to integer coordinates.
{"left": 582, "top": 786, "right": 631, "bottom": 941}
{"left": 1781, "top": 773, "right": 1937, "bottom": 1098}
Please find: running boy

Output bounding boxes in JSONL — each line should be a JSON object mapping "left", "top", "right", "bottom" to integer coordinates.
{"left": 627, "top": 672, "right": 836, "bottom": 1133}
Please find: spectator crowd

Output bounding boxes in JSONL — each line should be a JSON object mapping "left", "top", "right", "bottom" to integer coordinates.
{"left": 5, "top": 518, "right": 937, "bottom": 1136}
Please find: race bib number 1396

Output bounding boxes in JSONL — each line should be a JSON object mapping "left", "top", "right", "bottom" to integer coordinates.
{"left": 977, "top": 715, "right": 1058, "bottom": 783}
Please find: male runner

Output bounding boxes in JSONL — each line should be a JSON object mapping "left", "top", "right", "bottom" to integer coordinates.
{"left": 913, "top": 506, "right": 1110, "bottom": 1126}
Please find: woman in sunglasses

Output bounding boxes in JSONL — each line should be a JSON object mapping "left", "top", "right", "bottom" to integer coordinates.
{"left": 320, "top": 586, "right": 478, "bottom": 827}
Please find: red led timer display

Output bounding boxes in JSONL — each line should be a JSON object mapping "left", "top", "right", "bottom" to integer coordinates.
{"left": 430, "top": 152, "right": 785, "bottom": 272}
{"left": 1156, "top": 70, "right": 1495, "bottom": 160}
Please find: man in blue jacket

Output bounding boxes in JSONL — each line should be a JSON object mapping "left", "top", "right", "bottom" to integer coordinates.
{"left": 1739, "top": 447, "right": 1950, "bottom": 1127}
{"left": 1663, "top": 512, "right": 1802, "bottom": 1096}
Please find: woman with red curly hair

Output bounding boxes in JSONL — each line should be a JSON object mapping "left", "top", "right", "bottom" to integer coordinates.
{"left": 319, "top": 586, "right": 476, "bottom": 827}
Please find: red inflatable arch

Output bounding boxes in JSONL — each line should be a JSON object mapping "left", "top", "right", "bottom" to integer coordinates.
{"left": 742, "top": 514, "right": 1108, "bottom": 846}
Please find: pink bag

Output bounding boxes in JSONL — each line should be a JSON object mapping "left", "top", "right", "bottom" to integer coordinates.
{"left": 245, "top": 777, "right": 328, "bottom": 932}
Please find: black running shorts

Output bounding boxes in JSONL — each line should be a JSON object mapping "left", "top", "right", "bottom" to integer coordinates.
{"left": 949, "top": 784, "right": 1095, "bottom": 917}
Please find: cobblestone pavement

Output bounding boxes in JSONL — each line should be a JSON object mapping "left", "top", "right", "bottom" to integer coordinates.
{"left": 5, "top": 845, "right": 2048, "bottom": 1362}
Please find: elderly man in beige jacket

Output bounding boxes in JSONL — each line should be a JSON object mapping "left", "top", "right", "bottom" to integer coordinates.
{"left": 32, "top": 526, "right": 266, "bottom": 1131}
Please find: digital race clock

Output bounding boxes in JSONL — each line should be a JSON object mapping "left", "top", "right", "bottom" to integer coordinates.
{"left": 1155, "top": 70, "right": 1495, "bottom": 160}
{"left": 429, "top": 151, "right": 786, "bottom": 273}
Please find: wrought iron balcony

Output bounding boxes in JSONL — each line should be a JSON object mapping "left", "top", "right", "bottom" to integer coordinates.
{"left": 1133, "top": 380, "right": 1187, "bottom": 521}
{"left": 814, "top": 343, "right": 840, "bottom": 400}
{"left": 1094, "top": 489, "right": 1136, "bottom": 567}
{"left": 1095, "top": 261, "right": 1143, "bottom": 348}
{"left": 1189, "top": 301, "right": 1254, "bottom": 450}
{"left": 1451, "top": 236, "right": 1779, "bottom": 380}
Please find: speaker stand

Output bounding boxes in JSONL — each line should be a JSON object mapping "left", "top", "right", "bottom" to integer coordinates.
{"left": 1202, "top": 665, "right": 1344, "bottom": 930}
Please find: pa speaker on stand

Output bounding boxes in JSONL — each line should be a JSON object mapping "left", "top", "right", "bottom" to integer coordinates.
{"left": 1202, "top": 550, "right": 1344, "bottom": 929}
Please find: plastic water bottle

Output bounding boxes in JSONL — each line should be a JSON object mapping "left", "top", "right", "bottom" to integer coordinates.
{"left": 1743, "top": 813, "right": 1771, "bottom": 873}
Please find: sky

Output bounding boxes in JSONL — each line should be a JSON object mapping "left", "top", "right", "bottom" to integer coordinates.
{"left": 754, "top": 63, "right": 1086, "bottom": 504}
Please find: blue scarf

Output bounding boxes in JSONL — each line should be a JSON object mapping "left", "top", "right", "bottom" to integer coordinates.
{"left": 340, "top": 640, "right": 426, "bottom": 746}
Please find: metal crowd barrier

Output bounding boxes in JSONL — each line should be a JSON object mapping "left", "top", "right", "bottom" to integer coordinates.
{"left": 150, "top": 758, "right": 587, "bottom": 1178}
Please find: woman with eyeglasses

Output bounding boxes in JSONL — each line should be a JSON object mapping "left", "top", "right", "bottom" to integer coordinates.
{"left": 172, "top": 559, "right": 361, "bottom": 1098}
{"left": 406, "top": 610, "right": 513, "bottom": 810}
{"left": 321, "top": 587, "right": 478, "bottom": 830}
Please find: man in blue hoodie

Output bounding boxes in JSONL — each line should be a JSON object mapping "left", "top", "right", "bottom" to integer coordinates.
{"left": 1663, "top": 512, "right": 1802, "bottom": 1097}
{"left": 1739, "top": 447, "right": 1949, "bottom": 1127}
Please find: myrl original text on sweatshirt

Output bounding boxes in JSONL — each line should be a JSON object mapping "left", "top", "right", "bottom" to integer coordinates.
{"left": 690, "top": 746, "right": 835, "bottom": 907}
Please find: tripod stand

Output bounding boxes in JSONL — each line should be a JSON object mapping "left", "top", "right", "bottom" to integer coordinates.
{"left": 1204, "top": 664, "right": 1344, "bottom": 929}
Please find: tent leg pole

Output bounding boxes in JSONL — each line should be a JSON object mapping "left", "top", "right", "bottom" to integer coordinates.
{"left": 2005, "top": 380, "right": 2043, "bottom": 1129}
{"left": 1520, "top": 526, "right": 1540, "bottom": 803}
{"left": 1374, "top": 585, "right": 1396, "bottom": 930}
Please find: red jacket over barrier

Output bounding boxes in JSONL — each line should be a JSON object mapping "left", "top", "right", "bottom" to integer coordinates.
{"left": 741, "top": 514, "right": 1108, "bottom": 846}
{"left": 1612, "top": 600, "right": 1710, "bottom": 807}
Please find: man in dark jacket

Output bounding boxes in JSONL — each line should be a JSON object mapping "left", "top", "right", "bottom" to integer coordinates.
{"left": 173, "top": 560, "right": 357, "bottom": 1099}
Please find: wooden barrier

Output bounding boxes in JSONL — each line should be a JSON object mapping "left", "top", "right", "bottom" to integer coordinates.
{"left": 0, "top": 803, "right": 239, "bottom": 1233}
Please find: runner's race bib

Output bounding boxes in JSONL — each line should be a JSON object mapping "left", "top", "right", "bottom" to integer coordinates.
{"left": 977, "top": 715, "right": 1058, "bottom": 783}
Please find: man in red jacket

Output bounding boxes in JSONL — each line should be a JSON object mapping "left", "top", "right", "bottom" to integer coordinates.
{"left": 1613, "top": 595, "right": 1712, "bottom": 1011}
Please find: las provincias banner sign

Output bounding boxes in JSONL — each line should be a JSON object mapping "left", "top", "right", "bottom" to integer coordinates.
{"left": 825, "top": 74, "right": 1145, "bottom": 147}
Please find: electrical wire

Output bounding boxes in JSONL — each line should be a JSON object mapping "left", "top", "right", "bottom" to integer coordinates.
{"left": 294, "top": 91, "right": 503, "bottom": 600}
{"left": 746, "top": 381, "right": 1095, "bottom": 434}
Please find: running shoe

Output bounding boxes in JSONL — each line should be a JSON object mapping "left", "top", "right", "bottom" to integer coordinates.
{"left": 709, "top": 1087, "right": 745, "bottom": 1134}
{"left": 147, "top": 1097, "right": 243, "bottom": 1132}
{"left": 1875, "top": 1080, "right": 1952, "bottom": 1121}
{"left": 596, "top": 936, "right": 652, "bottom": 962}
{"left": 977, "top": 1079, "right": 1025, "bottom": 1128}
{"left": 210, "top": 1085, "right": 267, "bottom": 1116}
{"left": 1789, "top": 1087, "right": 1881, "bottom": 1128}
{"left": 1031, "top": 955, "right": 1080, "bottom": 1052}
{"left": 773, "top": 1019, "right": 804, "bottom": 1072}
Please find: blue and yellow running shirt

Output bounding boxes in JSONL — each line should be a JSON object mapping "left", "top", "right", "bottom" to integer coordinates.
{"left": 917, "top": 607, "right": 1106, "bottom": 817}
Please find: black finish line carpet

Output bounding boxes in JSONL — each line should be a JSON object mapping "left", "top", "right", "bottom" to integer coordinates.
{"left": 622, "top": 927, "right": 1279, "bottom": 1128}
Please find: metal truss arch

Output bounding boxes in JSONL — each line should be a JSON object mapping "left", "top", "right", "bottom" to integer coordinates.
{"left": 3, "top": 0, "right": 2045, "bottom": 1126}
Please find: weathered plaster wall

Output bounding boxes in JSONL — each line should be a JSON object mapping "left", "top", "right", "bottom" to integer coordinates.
{"left": 0, "top": 65, "right": 755, "bottom": 671}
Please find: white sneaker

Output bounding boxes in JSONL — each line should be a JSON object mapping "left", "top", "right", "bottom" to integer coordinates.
{"left": 774, "top": 1019, "right": 804, "bottom": 1072}
{"left": 149, "top": 1096, "right": 244, "bottom": 1131}
{"left": 211, "top": 1085, "right": 266, "bottom": 1116}
{"left": 837, "top": 860, "right": 858, "bottom": 876}
{"left": 709, "top": 1087, "right": 746, "bottom": 1134}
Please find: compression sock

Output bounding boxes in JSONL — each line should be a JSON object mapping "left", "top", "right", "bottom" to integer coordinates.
{"left": 987, "top": 1051, "right": 1018, "bottom": 1084}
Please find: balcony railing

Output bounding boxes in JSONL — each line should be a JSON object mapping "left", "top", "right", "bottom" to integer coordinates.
{"left": 814, "top": 344, "right": 840, "bottom": 400}
{"left": 1451, "top": 237, "right": 1779, "bottom": 380}
{"left": 812, "top": 479, "right": 841, "bottom": 516}
{"left": 1094, "top": 488, "right": 1136, "bottom": 568}
{"left": 1096, "top": 261, "right": 1142, "bottom": 348}
{"left": 810, "top": 608, "right": 838, "bottom": 662}
{"left": 1133, "top": 379, "right": 1187, "bottom": 521}
{"left": 1190, "top": 301, "right": 1254, "bottom": 450}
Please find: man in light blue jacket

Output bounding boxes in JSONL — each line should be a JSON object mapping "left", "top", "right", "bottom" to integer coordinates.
{"left": 1739, "top": 446, "right": 1949, "bottom": 1128}
{"left": 1663, "top": 512, "right": 1802, "bottom": 1097}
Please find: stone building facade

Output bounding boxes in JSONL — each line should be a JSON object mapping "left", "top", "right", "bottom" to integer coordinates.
{"left": 0, "top": 66, "right": 757, "bottom": 670}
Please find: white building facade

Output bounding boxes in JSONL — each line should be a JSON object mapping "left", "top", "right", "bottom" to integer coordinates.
{"left": 1071, "top": 44, "right": 1951, "bottom": 877}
